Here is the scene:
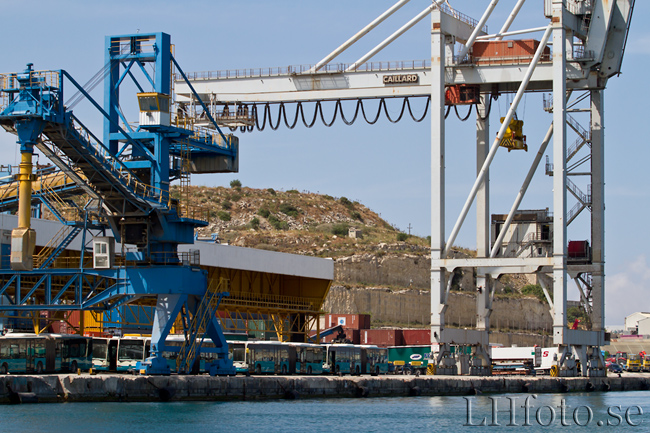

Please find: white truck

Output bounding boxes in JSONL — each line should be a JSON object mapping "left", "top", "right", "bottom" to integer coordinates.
{"left": 535, "top": 347, "right": 559, "bottom": 375}
{"left": 491, "top": 346, "right": 541, "bottom": 375}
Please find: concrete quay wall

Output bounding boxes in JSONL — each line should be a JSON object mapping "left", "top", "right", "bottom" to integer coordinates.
{"left": 0, "top": 374, "right": 648, "bottom": 404}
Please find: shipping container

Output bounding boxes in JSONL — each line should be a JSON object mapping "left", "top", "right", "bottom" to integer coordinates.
{"left": 568, "top": 240, "right": 591, "bottom": 261}
{"left": 402, "top": 329, "right": 431, "bottom": 346}
{"left": 362, "top": 329, "right": 403, "bottom": 347}
{"left": 83, "top": 311, "right": 103, "bottom": 333}
{"left": 472, "top": 39, "right": 551, "bottom": 65}
{"left": 325, "top": 314, "right": 371, "bottom": 330}
{"left": 387, "top": 345, "right": 434, "bottom": 374}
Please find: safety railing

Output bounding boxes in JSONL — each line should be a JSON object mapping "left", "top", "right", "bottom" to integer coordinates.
{"left": 573, "top": 46, "right": 595, "bottom": 61}
{"left": 566, "top": 177, "right": 591, "bottom": 205}
{"left": 207, "top": 107, "right": 255, "bottom": 126}
{"left": 567, "top": 0, "right": 594, "bottom": 16}
{"left": 462, "top": 53, "right": 552, "bottom": 66}
{"left": 566, "top": 113, "right": 590, "bottom": 141}
{"left": 113, "top": 250, "right": 201, "bottom": 267}
{"left": 33, "top": 226, "right": 70, "bottom": 268}
{"left": 191, "top": 124, "right": 235, "bottom": 151}
{"left": 437, "top": 3, "right": 487, "bottom": 32}
{"left": 567, "top": 134, "right": 591, "bottom": 161}
{"left": 221, "top": 290, "right": 321, "bottom": 312}
{"left": 176, "top": 60, "right": 430, "bottom": 81}
{"left": 110, "top": 36, "right": 156, "bottom": 56}
{"left": 0, "top": 70, "right": 61, "bottom": 112}
{"left": 178, "top": 203, "right": 210, "bottom": 222}
{"left": 567, "top": 201, "right": 585, "bottom": 223}
{"left": 171, "top": 117, "right": 236, "bottom": 153}
{"left": 68, "top": 115, "right": 169, "bottom": 205}
{"left": 38, "top": 175, "right": 83, "bottom": 222}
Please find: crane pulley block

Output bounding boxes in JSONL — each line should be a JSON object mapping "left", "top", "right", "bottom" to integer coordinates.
{"left": 499, "top": 117, "right": 527, "bottom": 151}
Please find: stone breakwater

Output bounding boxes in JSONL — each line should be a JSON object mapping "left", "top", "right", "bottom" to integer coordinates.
{"left": 0, "top": 374, "right": 648, "bottom": 403}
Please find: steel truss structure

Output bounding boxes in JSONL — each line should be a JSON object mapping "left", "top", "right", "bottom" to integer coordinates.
{"left": 0, "top": 33, "right": 240, "bottom": 375}
{"left": 175, "top": 0, "right": 634, "bottom": 376}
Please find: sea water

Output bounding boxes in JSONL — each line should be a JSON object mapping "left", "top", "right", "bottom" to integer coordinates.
{"left": 0, "top": 391, "right": 648, "bottom": 432}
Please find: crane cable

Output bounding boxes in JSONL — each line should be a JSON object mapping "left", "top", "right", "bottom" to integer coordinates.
{"left": 232, "top": 94, "right": 497, "bottom": 133}
{"left": 237, "top": 96, "right": 442, "bottom": 132}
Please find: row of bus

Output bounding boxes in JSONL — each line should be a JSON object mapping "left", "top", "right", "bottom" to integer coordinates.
{"left": 0, "top": 333, "right": 393, "bottom": 376}
{"left": 0, "top": 333, "right": 93, "bottom": 374}
{"left": 92, "top": 337, "right": 391, "bottom": 376}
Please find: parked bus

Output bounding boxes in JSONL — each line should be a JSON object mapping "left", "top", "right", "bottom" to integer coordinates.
{"left": 93, "top": 335, "right": 223, "bottom": 374}
{"left": 0, "top": 333, "right": 92, "bottom": 374}
{"left": 292, "top": 342, "right": 324, "bottom": 375}
{"left": 230, "top": 341, "right": 324, "bottom": 375}
{"left": 161, "top": 334, "right": 219, "bottom": 373}
{"left": 243, "top": 341, "right": 291, "bottom": 375}
{"left": 324, "top": 344, "right": 362, "bottom": 375}
{"left": 362, "top": 345, "right": 389, "bottom": 375}
{"left": 91, "top": 336, "right": 149, "bottom": 372}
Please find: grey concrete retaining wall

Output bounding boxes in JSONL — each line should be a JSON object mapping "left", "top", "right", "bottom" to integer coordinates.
{"left": 324, "top": 285, "right": 552, "bottom": 332}
{"left": 0, "top": 374, "right": 647, "bottom": 404}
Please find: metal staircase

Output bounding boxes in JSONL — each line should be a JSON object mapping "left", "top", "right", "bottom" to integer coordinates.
{"left": 38, "top": 114, "right": 168, "bottom": 216}
{"left": 35, "top": 177, "right": 82, "bottom": 224}
{"left": 176, "top": 278, "right": 229, "bottom": 374}
{"left": 33, "top": 225, "right": 82, "bottom": 269}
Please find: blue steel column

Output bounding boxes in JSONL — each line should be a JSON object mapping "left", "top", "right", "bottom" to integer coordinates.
{"left": 104, "top": 36, "right": 120, "bottom": 155}
{"left": 143, "top": 294, "right": 188, "bottom": 374}
{"left": 152, "top": 33, "right": 172, "bottom": 193}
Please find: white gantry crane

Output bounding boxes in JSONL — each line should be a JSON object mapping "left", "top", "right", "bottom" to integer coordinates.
{"left": 174, "top": 0, "right": 634, "bottom": 377}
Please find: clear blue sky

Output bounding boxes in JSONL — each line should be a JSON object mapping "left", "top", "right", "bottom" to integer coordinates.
{"left": 0, "top": 0, "right": 646, "bottom": 327}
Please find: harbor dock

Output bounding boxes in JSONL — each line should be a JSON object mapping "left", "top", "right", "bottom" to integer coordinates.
{"left": 2, "top": 374, "right": 648, "bottom": 404}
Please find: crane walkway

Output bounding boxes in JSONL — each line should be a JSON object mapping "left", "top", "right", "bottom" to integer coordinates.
{"left": 37, "top": 115, "right": 168, "bottom": 216}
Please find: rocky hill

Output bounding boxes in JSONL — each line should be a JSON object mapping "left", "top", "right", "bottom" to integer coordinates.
{"left": 177, "top": 182, "right": 434, "bottom": 258}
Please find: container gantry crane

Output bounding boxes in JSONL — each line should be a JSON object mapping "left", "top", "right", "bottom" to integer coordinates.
{"left": 175, "top": 0, "right": 634, "bottom": 377}
{"left": 0, "top": 32, "right": 239, "bottom": 375}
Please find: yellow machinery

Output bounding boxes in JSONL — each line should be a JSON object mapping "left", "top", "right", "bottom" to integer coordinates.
{"left": 11, "top": 153, "right": 36, "bottom": 270}
{"left": 626, "top": 353, "right": 642, "bottom": 372}
{"left": 643, "top": 355, "right": 650, "bottom": 372}
{"left": 499, "top": 116, "right": 527, "bottom": 151}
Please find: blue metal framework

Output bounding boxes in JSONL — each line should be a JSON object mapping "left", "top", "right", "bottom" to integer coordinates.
{"left": 0, "top": 32, "right": 239, "bottom": 375}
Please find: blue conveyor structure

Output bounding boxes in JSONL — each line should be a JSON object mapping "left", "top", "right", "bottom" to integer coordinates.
{"left": 0, "top": 33, "right": 238, "bottom": 375}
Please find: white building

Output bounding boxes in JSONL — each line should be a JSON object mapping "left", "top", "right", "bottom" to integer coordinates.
{"left": 625, "top": 312, "right": 650, "bottom": 335}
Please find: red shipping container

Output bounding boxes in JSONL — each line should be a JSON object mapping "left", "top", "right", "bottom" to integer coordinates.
{"left": 472, "top": 39, "right": 551, "bottom": 65}
{"left": 67, "top": 311, "right": 81, "bottom": 329}
{"left": 402, "top": 329, "right": 431, "bottom": 346}
{"left": 568, "top": 240, "right": 591, "bottom": 259}
{"left": 326, "top": 314, "right": 371, "bottom": 330}
{"left": 50, "top": 321, "right": 64, "bottom": 334}
{"left": 362, "top": 329, "right": 403, "bottom": 347}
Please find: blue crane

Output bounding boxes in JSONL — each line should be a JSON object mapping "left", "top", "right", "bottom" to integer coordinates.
{"left": 0, "top": 32, "right": 238, "bottom": 375}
